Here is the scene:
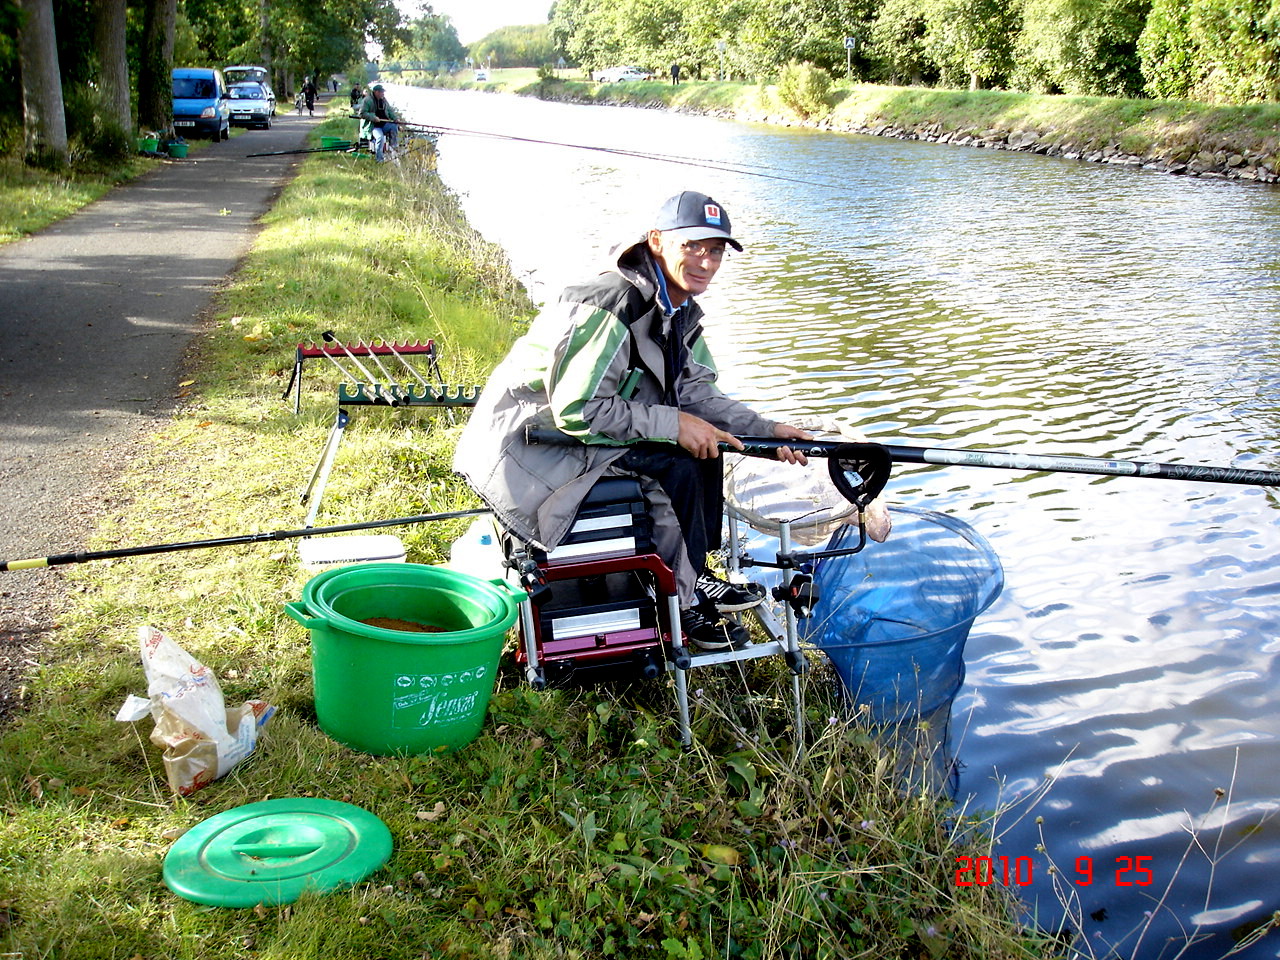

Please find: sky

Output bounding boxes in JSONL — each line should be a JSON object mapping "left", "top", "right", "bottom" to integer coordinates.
{"left": 412, "top": 0, "right": 554, "bottom": 44}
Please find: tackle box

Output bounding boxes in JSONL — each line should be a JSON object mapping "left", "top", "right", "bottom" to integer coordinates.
{"left": 533, "top": 477, "right": 653, "bottom": 566}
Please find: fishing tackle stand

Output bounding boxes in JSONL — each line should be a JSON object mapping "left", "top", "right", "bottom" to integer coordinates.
{"left": 287, "top": 335, "right": 481, "bottom": 527}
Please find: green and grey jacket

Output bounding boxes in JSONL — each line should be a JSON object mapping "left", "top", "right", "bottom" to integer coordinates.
{"left": 357, "top": 93, "right": 399, "bottom": 140}
{"left": 452, "top": 237, "right": 778, "bottom": 550}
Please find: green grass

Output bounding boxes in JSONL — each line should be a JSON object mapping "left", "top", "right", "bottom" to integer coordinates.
{"left": 0, "top": 132, "right": 227, "bottom": 244}
{"left": 0, "top": 114, "right": 1056, "bottom": 959}
{"left": 0, "top": 154, "right": 144, "bottom": 243}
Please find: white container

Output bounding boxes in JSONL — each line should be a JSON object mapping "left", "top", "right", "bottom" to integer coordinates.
{"left": 443, "top": 516, "right": 507, "bottom": 582}
{"left": 298, "top": 535, "right": 407, "bottom": 572}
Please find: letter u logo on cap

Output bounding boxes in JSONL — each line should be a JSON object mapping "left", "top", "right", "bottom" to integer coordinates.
{"left": 703, "top": 204, "right": 722, "bottom": 225}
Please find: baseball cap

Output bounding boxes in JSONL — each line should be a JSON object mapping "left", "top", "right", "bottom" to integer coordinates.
{"left": 653, "top": 191, "right": 743, "bottom": 251}
{"left": 371, "top": 83, "right": 384, "bottom": 91}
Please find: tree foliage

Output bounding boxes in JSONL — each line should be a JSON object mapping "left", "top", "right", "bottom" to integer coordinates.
{"left": 541, "top": 0, "right": 1280, "bottom": 103}
{"left": 472, "top": 24, "right": 557, "bottom": 69}
{"left": 1016, "top": 0, "right": 1150, "bottom": 96}
{"left": 388, "top": 13, "right": 467, "bottom": 68}
{"left": 4, "top": 0, "right": 407, "bottom": 163}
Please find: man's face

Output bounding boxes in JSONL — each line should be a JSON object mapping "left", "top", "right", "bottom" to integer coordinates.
{"left": 646, "top": 230, "right": 727, "bottom": 303}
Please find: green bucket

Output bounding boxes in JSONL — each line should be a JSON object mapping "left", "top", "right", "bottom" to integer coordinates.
{"left": 167, "top": 142, "right": 188, "bottom": 159}
{"left": 138, "top": 137, "right": 159, "bottom": 153}
{"left": 285, "top": 563, "right": 523, "bottom": 756}
{"left": 320, "top": 136, "right": 349, "bottom": 149}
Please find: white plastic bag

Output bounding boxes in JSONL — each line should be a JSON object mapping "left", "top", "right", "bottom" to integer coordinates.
{"left": 120, "top": 626, "right": 274, "bottom": 797}
{"left": 725, "top": 418, "right": 892, "bottom": 547}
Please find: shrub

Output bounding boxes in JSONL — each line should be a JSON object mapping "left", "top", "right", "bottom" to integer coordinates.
{"left": 63, "top": 82, "right": 130, "bottom": 164}
{"left": 777, "top": 60, "right": 833, "bottom": 119}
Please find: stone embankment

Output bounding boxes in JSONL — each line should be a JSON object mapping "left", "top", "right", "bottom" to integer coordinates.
{"left": 749, "top": 112, "right": 1280, "bottom": 185}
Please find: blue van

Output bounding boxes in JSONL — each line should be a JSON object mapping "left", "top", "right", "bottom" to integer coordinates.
{"left": 171, "top": 67, "right": 231, "bottom": 141}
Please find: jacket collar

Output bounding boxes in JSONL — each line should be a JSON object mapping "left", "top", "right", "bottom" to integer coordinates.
{"left": 609, "top": 237, "right": 687, "bottom": 324}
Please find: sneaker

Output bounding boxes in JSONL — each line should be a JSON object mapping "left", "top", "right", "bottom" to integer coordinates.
{"left": 681, "top": 606, "right": 751, "bottom": 652}
{"left": 695, "top": 573, "right": 766, "bottom": 613}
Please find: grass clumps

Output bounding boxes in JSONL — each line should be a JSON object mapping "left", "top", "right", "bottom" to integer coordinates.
{"left": 0, "top": 153, "right": 148, "bottom": 243}
{"left": 0, "top": 114, "right": 1051, "bottom": 959}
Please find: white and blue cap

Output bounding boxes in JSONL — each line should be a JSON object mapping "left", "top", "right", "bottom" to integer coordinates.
{"left": 653, "top": 191, "right": 743, "bottom": 251}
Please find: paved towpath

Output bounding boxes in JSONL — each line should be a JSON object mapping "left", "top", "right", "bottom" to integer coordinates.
{"left": 0, "top": 102, "right": 333, "bottom": 720}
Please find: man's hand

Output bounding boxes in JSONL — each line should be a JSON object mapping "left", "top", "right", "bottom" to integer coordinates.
{"left": 771, "top": 423, "right": 813, "bottom": 465}
{"left": 678, "top": 412, "right": 743, "bottom": 459}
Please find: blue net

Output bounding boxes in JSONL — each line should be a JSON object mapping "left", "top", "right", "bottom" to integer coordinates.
{"left": 802, "top": 506, "right": 1003, "bottom": 723}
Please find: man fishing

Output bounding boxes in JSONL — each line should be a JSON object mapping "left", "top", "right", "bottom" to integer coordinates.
{"left": 357, "top": 83, "right": 400, "bottom": 162}
{"left": 454, "top": 191, "right": 812, "bottom": 651}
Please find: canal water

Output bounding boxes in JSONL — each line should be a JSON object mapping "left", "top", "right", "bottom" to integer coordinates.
{"left": 395, "top": 86, "right": 1280, "bottom": 958}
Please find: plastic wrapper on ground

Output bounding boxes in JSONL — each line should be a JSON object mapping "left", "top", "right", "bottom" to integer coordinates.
{"left": 120, "top": 625, "right": 274, "bottom": 797}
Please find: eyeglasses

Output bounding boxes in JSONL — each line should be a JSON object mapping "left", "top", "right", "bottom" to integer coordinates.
{"left": 679, "top": 240, "right": 728, "bottom": 261}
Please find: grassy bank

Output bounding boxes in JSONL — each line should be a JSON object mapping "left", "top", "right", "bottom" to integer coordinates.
{"left": 0, "top": 116, "right": 1054, "bottom": 958}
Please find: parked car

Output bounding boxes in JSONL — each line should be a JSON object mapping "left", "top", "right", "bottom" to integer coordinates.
{"left": 171, "top": 67, "right": 230, "bottom": 141}
{"left": 592, "top": 65, "right": 652, "bottom": 83}
{"left": 227, "top": 82, "right": 273, "bottom": 128}
{"left": 224, "top": 65, "right": 276, "bottom": 112}
{"left": 473, "top": 69, "right": 488, "bottom": 82}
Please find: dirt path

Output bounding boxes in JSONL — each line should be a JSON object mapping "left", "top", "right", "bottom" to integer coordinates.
{"left": 0, "top": 103, "right": 333, "bottom": 724}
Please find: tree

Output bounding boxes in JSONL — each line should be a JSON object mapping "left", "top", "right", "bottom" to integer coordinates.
{"left": 17, "top": 0, "right": 67, "bottom": 166}
{"left": 471, "top": 24, "right": 557, "bottom": 69}
{"left": 389, "top": 12, "right": 467, "bottom": 68}
{"left": 739, "top": 0, "right": 876, "bottom": 78}
{"left": 1138, "top": 0, "right": 1195, "bottom": 98}
{"left": 93, "top": 0, "right": 131, "bottom": 136}
{"left": 1015, "top": 0, "right": 1150, "bottom": 97}
{"left": 921, "top": 0, "right": 1021, "bottom": 89}
{"left": 868, "top": 0, "right": 932, "bottom": 84}
{"left": 137, "top": 0, "right": 176, "bottom": 135}
{"left": 184, "top": 0, "right": 257, "bottom": 63}
{"left": 1186, "top": 0, "right": 1280, "bottom": 102}
{"left": 267, "top": 0, "right": 403, "bottom": 87}
{"left": 550, "top": 0, "right": 625, "bottom": 74}
{"left": 1139, "top": 0, "right": 1280, "bottom": 102}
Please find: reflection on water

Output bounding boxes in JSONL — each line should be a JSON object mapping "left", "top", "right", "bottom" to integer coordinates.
{"left": 400, "top": 87, "right": 1280, "bottom": 957}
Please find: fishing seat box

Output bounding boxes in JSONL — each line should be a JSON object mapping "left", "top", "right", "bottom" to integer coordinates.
{"left": 507, "top": 477, "right": 671, "bottom": 686}
{"left": 528, "top": 476, "right": 654, "bottom": 567}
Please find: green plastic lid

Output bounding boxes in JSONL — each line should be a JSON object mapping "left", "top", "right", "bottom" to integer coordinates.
{"left": 162, "top": 798, "right": 393, "bottom": 907}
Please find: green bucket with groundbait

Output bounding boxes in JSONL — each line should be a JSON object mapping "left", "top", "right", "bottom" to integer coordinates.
{"left": 285, "top": 563, "right": 523, "bottom": 756}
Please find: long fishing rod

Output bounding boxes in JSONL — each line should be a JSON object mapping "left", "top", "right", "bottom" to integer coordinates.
{"left": 246, "top": 143, "right": 357, "bottom": 158}
{"left": 525, "top": 428, "right": 1280, "bottom": 488}
{"left": 402, "top": 121, "right": 841, "bottom": 189}
{"left": 0, "top": 508, "right": 491, "bottom": 572}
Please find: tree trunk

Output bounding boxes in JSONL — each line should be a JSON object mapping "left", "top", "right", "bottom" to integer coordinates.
{"left": 137, "top": 0, "right": 177, "bottom": 136}
{"left": 17, "top": 0, "right": 68, "bottom": 167}
{"left": 260, "top": 0, "right": 273, "bottom": 81}
{"left": 93, "top": 0, "right": 131, "bottom": 135}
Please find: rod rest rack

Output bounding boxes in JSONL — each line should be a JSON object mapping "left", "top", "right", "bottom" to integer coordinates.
{"left": 283, "top": 338, "right": 442, "bottom": 412}
{"left": 337, "top": 383, "right": 481, "bottom": 407}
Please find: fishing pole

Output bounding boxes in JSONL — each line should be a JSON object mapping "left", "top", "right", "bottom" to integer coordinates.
{"left": 0, "top": 508, "right": 491, "bottom": 572}
{"left": 524, "top": 428, "right": 1280, "bottom": 488}
{"left": 402, "top": 121, "right": 841, "bottom": 190}
{"left": 245, "top": 144, "right": 358, "bottom": 158}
